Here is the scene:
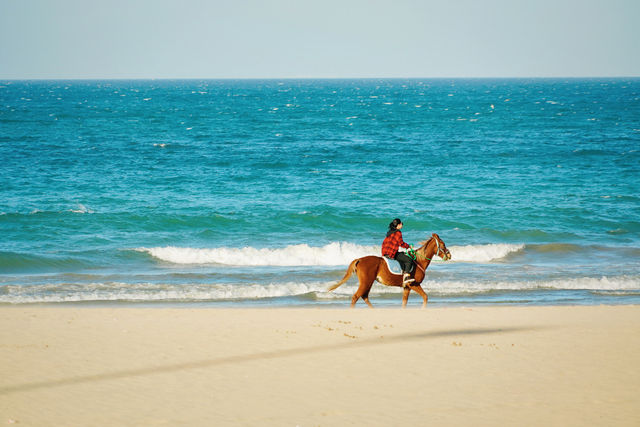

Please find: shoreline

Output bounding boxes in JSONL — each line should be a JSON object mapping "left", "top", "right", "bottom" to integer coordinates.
{"left": 1, "top": 305, "right": 639, "bottom": 426}
{"left": 1, "top": 298, "right": 639, "bottom": 309}
{"left": 2, "top": 301, "right": 640, "bottom": 308}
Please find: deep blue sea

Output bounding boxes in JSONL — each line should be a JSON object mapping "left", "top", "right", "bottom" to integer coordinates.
{"left": 1, "top": 78, "right": 639, "bottom": 307}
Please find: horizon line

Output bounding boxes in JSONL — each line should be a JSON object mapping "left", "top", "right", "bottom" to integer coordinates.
{"left": 2, "top": 75, "right": 639, "bottom": 82}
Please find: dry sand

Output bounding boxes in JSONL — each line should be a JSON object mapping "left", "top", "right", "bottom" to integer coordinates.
{"left": 1, "top": 305, "right": 639, "bottom": 426}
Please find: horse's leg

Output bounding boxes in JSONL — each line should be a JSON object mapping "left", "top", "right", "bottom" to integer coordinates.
{"left": 352, "top": 281, "right": 375, "bottom": 308}
{"left": 401, "top": 287, "right": 411, "bottom": 308}
{"left": 351, "top": 287, "right": 375, "bottom": 308}
{"left": 351, "top": 280, "right": 368, "bottom": 308}
{"left": 350, "top": 292, "right": 360, "bottom": 307}
{"left": 351, "top": 261, "right": 377, "bottom": 308}
{"left": 410, "top": 285, "right": 428, "bottom": 308}
{"left": 362, "top": 292, "right": 374, "bottom": 309}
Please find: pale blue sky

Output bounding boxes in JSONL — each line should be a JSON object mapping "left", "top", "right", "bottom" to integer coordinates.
{"left": 1, "top": 0, "right": 639, "bottom": 79}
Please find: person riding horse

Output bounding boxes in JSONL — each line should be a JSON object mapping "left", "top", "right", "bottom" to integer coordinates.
{"left": 330, "top": 231, "right": 451, "bottom": 308}
{"left": 381, "top": 218, "right": 415, "bottom": 287}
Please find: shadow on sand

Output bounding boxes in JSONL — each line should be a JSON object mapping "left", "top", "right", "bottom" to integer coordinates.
{"left": 1, "top": 326, "right": 533, "bottom": 394}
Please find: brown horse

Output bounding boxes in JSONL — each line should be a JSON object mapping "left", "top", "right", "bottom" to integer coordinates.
{"left": 328, "top": 233, "right": 451, "bottom": 308}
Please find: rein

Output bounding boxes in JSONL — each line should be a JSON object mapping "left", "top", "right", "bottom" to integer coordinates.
{"left": 407, "top": 247, "right": 425, "bottom": 273}
{"left": 409, "top": 237, "right": 442, "bottom": 274}
{"left": 419, "top": 237, "right": 442, "bottom": 262}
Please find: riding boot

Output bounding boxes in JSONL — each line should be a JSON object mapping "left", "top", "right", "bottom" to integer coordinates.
{"left": 402, "top": 273, "right": 414, "bottom": 288}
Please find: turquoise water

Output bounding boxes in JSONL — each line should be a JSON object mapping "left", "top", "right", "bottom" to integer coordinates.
{"left": 1, "top": 78, "right": 639, "bottom": 306}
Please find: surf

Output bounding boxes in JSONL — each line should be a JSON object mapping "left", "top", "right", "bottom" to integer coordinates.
{"left": 135, "top": 242, "right": 526, "bottom": 266}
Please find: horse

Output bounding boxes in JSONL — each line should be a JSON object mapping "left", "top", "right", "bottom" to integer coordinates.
{"left": 328, "top": 233, "right": 451, "bottom": 308}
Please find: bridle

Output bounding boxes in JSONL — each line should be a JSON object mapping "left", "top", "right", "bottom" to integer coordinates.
{"left": 433, "top": 237, "right": 447, "bottom": 259}
{"left": 413, "top": 236, "right": 449, "bottom": 273}
{"left": 424, "top": 236, "right": 449, "bottom": 259}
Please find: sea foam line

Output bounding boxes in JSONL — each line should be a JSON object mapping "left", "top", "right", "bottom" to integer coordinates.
{"left": 136, "top": 242, "right": 374, "bottom": 266}
{"left": 135, "top": 242, "right": 525, "bottom": 266}
{"left": 0, "top": 282, "right": 329, "bottom": 303}
{"left": 1, "top": 275, "right": 637, "bottom": 304}
{"left": 423, "top": 275, "right": 640, "bottom": 294}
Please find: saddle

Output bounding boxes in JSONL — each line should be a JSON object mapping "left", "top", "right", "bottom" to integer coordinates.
{"left": 382, "top": 256, "right": 404, "bottom": 275}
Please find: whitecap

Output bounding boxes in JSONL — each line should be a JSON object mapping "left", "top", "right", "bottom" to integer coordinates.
{"left": 135, "top": 242, "right": 524, "bottom": 267}
{"left": 69, "top": 204, "right": 94, "bottom": 214}
{"left": 447, "top": 243, "right": 524, "bottom": 263}
{"left": 136, "top": 242, "right": 379, "bottom": 266}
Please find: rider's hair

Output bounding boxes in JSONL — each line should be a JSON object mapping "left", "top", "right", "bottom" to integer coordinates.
{"left": 387, "top": 218, "right": 403, "bottom": 236}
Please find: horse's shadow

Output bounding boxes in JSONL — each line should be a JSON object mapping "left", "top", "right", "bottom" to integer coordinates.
{"left": 0, "top": 326, "right": 535, "bottom": 395}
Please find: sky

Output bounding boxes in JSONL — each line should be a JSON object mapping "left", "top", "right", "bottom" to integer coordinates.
{"left": 1, "top": 0, "right": 639, "bottom": 79}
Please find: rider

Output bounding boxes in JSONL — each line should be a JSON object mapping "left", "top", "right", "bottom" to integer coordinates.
{"left": 381, "top": 218, "right": 415, "bottom": 287}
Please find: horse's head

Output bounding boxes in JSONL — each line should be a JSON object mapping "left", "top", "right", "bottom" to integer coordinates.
{"left": 432, "top": 233, "right": 451, "bottom": 261}
{"left": 419, "top": 233, "right": 451, "bottom": 261}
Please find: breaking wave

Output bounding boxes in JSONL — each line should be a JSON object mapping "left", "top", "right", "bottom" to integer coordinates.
{"left": 135, "top": 242, "right": 525, "bottom": 266}
{"left": 1, "top": 275, "right": 637, "bottom": 304}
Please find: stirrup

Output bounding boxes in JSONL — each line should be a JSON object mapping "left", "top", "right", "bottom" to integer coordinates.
{"left": 402, "top": 274, "right": 414, "bottom": 288}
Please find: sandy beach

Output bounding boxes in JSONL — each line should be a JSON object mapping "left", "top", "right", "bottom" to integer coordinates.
{"left": 1, "top": 305, "right": 639, "bottom": 426}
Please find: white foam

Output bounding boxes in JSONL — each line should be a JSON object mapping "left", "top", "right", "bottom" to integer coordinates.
{"left": 136, "top": 242, "right": 379, "bottom": 266}
{"left": 136, "top": 242, "right": 525, "bottom": 266}
{"left": 424, "top": 275, "right": 640, "bottom": 294}
{"left": 1, "top": 276, "right": 637, "bottom": 304}
{"left": 447, "top": 244, "right": 524, "bottom": 263}
{"left": 0, "top": 281, "right": 349, "bottom": 304}
{"left": 69, "top": 204, "right": 94, "bottom": 214}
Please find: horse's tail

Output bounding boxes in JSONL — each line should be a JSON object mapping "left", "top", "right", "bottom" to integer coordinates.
{"left": 328, "top": 259, "right": 359, "bottom": 292}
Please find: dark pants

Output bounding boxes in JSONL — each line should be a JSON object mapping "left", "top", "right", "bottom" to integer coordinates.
{"left": 394, "top": 252, "right": 414, "bottom": 274}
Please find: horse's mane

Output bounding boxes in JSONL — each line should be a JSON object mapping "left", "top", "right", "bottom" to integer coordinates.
{"left": 415, "top": 237, "right": 435, "bottom": 261}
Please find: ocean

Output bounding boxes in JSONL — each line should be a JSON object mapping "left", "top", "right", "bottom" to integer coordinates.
{"left": 1, "top": 78, "right": 639, "bottom": 307}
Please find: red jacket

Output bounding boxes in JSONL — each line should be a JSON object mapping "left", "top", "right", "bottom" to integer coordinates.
{"left": 381, "top": 230, "right": 410, "bottom": 258}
